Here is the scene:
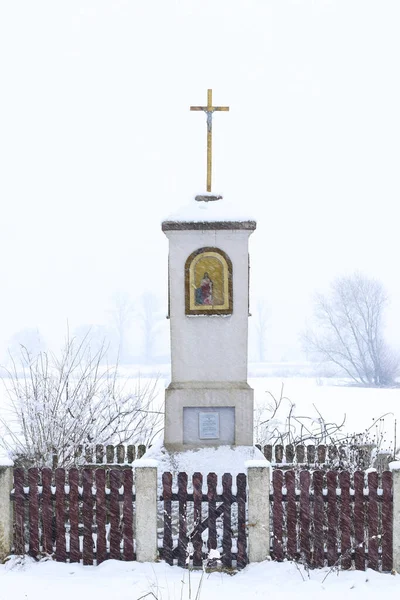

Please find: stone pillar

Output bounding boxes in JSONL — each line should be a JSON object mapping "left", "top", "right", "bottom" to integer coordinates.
{"left": 390, "top": 461, "right": 400, "bottom": 573}
{"left": 162, "top": 210, "right": 256, "bottom": 451}
{"left": 135, "top": 461, "right": 158, "bottom": 562}
{"left": 0, "top": 465, "right": 14, "bottom": 561}
{"left": 246, "top": 461, "right": 270, "bottom": 562}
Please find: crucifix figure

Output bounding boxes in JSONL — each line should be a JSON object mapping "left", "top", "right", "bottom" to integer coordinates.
{"left": 190, "top": 89, "right": 229, "bottom": 193}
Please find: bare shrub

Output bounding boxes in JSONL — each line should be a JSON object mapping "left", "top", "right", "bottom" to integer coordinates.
{"left": 0, "top": 334, "right": 163, "bottom": 467}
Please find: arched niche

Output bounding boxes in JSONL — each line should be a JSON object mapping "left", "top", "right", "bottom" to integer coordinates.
{"left": 185, "top": 247, "right": 233, "bottom": 315}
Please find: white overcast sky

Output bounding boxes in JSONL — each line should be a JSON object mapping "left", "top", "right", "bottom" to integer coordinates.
{"left": 1, "top": 0, "right": 399, "bottom": 359}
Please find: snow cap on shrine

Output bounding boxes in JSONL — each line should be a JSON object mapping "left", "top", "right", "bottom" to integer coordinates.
{"left": 161, "top": 194, "right": 257, "bottom": 231}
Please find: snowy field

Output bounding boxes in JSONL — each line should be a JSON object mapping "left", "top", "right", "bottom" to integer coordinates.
{"left": 0, "top": 372, "right": 399, "bottom": 453}
{"left": 149, "top": 372, "right": 400, "bottom": 450}
{"left": 139, "top": 373, "right": 400, "bottom": 452}
{"left": 1, "top": 557, "right": 400, "bottom": 600}
{"left": 248, "top": 377, "right": 400, "bottom": 451}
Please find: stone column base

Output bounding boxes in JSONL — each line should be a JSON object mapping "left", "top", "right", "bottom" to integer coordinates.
{"left": 164, "top": 381, "right": 254, "bottom": 450}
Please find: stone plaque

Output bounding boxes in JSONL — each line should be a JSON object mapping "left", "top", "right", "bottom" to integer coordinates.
{"left": 183, "top": 406, "right": 235, "bottom": 445}
{"left": 199, "top": 412, "right": 220, "bottom": 439}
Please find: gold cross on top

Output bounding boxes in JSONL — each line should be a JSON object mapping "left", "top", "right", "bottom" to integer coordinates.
{"left": 190, "top": 89, "right": 229, "bottom": 193}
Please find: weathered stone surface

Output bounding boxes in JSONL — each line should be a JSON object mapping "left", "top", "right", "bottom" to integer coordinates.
{"left": 194, "top": 194, "right": 223, "bottom": 202}
{"left": 0, "top": 467, "right": 13, "bottom": 561}
{"left": 391, "top": 465, "right": 400, "bottom": 573}
{"left": 135, "top": 465, "right": 158, "bottom": 562}
{"left": 247, "top": 463, "right": 270, "bottom": 563}
{"left": 165, "top": 384, "right": 253, "bottom": 449}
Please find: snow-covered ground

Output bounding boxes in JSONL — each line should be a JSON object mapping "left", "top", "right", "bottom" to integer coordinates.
{"left": 0, "top": 374, "right": 399, "bottom": 597}
{"left": 249, "top": 377, "right": 399, "bottom": 451}
{"left": 149, "top": 373, "right": 399, "bottom": 450}
{"left": 1, "top": 557, "right": 399, "bottom": 600}
{"left": 0, "top": 373, "right": 398, "bottom": 456}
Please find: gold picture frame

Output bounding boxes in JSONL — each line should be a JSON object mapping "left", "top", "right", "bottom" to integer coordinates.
{"left": 185, "top": 247, "right": 233, "bottom": 315}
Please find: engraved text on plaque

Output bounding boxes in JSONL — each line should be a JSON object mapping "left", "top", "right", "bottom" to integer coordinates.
{"left": 199, "top": 412, "right": 220, "bottom": 439}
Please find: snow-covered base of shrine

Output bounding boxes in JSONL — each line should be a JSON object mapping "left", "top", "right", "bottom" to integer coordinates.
{"left": 137, "top": 439, "right": 266, "bottom": 478}
{"left": 1, "top": 556, "right": 400, "bottom": 600}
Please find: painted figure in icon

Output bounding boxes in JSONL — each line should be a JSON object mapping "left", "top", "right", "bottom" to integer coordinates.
{"left": 195, "top": 272, "right": 213, "bottom": 305}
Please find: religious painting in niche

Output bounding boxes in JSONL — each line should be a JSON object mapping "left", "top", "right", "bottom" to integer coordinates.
{"left": 185, "top": 247, "right": 233, "bottom": 315}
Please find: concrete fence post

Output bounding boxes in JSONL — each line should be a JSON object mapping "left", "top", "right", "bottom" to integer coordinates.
{"left": 390, "top": 461, "right": 400, "bottom": 573}
{"left": 246, "top": 460, "right": 270, "bottom": 563}
{"left": 135, "top": 460, "right": 158, "bottom": 562}
{"left": 0, "top": 463, "right": 14, "bottom": 561}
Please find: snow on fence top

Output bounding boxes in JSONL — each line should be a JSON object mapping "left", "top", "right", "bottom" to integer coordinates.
{"left": 50, "top": 444, "right": 147, "bottom": 468}
{"left": 389, "top": 461, "right": 400, "bottom": 471}
{"left": 0, "top": 449, "right": 13, "bottom": 467}
{"left": 45, "top": 442, "right": 392, "bottom": 471}
{"left": 258, "top": 443, "right": 393, "bottom": 472}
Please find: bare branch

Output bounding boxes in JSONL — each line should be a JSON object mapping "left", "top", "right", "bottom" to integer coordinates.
{"left": 303, "top": 272, "right": 400, "bottom": 387}
{"left": 0, "top": 335, "right": 163, "bottom": 467}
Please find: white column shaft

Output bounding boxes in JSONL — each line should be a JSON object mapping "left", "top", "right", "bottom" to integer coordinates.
{"left": 0, "top": 467, "right": 13, "bottom": 560}
{"left": 247, "top": 464, "right": 270, "bottom": 562}
{"left": 135, "top": 466, "right": 158, "bottom": 562}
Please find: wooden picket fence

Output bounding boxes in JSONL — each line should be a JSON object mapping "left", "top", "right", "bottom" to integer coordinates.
{"left": 271, "top": 469, "right": 393, "bottom": 570}
{"left": 13, "top": 467, "right": 135, "bottom": 564}
{"left": 257, "top": 443, "right": 391, "bottom": 471}
{"left": 259, "top": 443, "right": 365, "bottom": 465}
{"left": 50, "top": 443, "right": 147, "bottom": 469}
{"left": 161, "top": 472, "right": 247, "bottom": 569}
{"left": 11, "top": 467, "right": 394, "bottom": 571}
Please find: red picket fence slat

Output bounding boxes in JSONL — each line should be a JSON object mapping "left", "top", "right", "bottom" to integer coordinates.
{"left": 299, "top": 470, "right": 311, "bottom": 564}
{"left": 41, "top": 468, "right": 53, "bottom": 555}
{"left": 272, "top": 470, "right": 284, "bottom": 561}
{"left": 55, "top": 468, "right": 66, "bottom": 562}
{"left": 313, "top": 470, "right": 324, "bottom": 568}
{"left": 207, "top": 473, "right": 217, "bottom": 552}
{"left": 69, "top": 468, "right": 80, "bottom": 562}
{"left": 122, "top": 469, "right": 134, "bottom": 561}
{"left": 326, "top": 470, "right": 337, "bottom": 566}
{"left": 222, "top": 473, "right": 232, "bottom": 568}
{"left": 381, "top": 470, "right": 393, "bottom": 571}
{"left": 82, "top": 468, "right": 93, "bottom": 565}
{"left": 192, "top": 472, "right": 203, "bottom": 567}
{"left": 178, "top": 472, "right": 188, "bottom": 568}
{"left": 339, "top": 470, "right": 351, "bottom": 569}
{"left": 95, "top": 469, "right": 106, "bottom": 565}
{"left": 28, "top": 468, "right": 39, "bottom": 557}
{"left": 236, "top": 473, "right": 247, "bottom": 569}
{"left": 285, "top": 470, "right": 296, "bottom": 561}
{"left": 109, "top": 470, "right": 121, "bottom": 560}
{"left": 354, "top": 471, "right": 365, "bottom": 570}
{"left": 368, "top": 471, "right": 379, "bottom": 570}
{"left": 162, "top": 472, "right": 173, "bottom": 565}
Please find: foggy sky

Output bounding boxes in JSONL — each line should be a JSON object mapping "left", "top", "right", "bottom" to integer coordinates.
{"left": 1, "top": 1, "right": 399, "bottom": 361}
